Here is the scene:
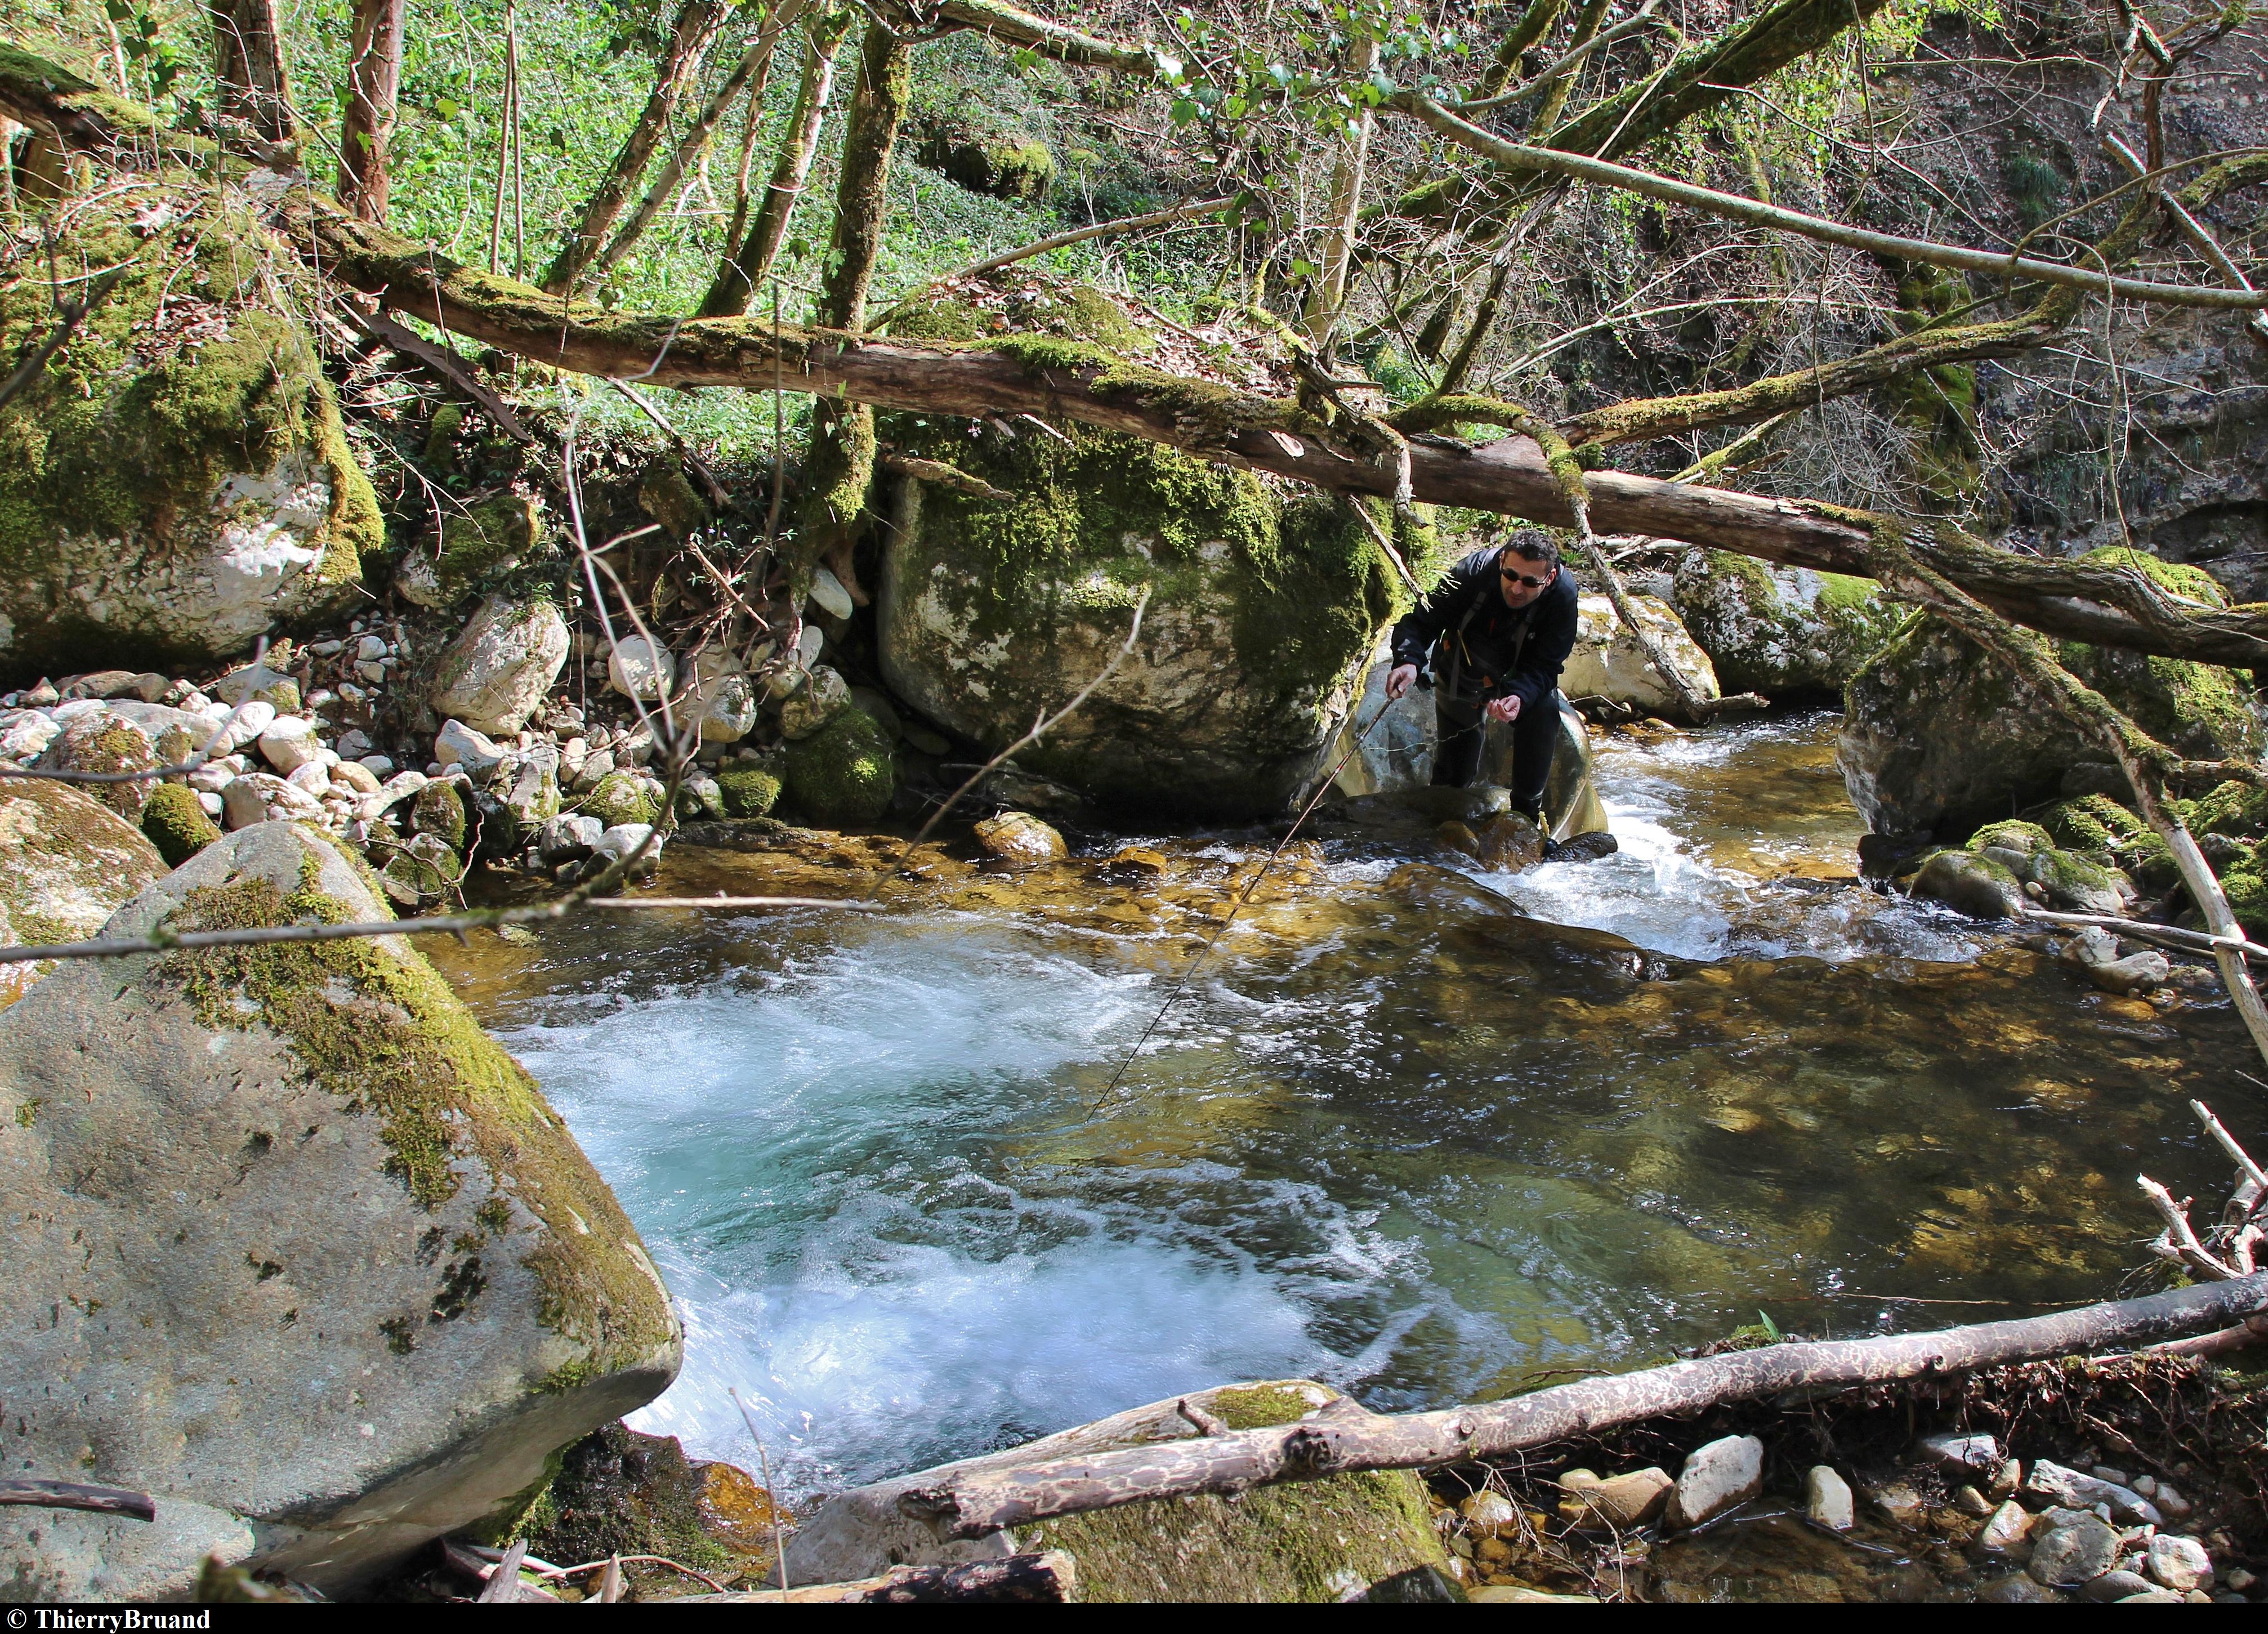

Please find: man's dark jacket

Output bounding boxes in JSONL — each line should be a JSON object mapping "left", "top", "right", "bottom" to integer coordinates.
{"left": 1390, "top": 545, "right": 1580, "bottom": 713}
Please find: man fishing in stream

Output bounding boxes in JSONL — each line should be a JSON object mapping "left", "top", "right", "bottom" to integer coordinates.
{"left": 1385, "top": 527, "right": 1579, "bottom": 822}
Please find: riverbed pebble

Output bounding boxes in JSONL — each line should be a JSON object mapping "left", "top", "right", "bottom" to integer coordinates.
{"left": 1805, "top": 1466, "right": 1854, "bottom": 1532}
{"left": 1666, "top": 1435, "right": 1762, "bottom": 1529}
{"left": 1916, "top": 1432, "right": 1999, "bottom": 1477}
{"left": 1979, "top": 1499, "right": 2034, "bottom": 1556}
{"left": 2082, "top": 1569, "right": 2155, "bottom": 1601}
{"left": 2029, "top": 1517, "right": 2122, "bottom": 1587}
{"left": 2147, "top": 1533, "right": 2212, "bottom": 1592}
{"left": 1565, "top": 1467, "right": 1673, "bottom": 1529}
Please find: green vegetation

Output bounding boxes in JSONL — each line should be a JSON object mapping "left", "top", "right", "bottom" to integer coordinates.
{"left": 140, "top": 783, "right": 221, "bottom": 867}
{"left": 715, "top": 765, "right": 782, "bottom": 819}
{"left": 783, "top": 708, "right": 895, "bottom": 825}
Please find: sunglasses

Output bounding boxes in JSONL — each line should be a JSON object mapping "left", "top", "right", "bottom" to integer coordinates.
{"left": 1499, "top": 565, "right": 1552, "bottom": 589}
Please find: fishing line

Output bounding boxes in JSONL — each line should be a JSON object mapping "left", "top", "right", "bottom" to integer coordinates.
{"left": 1088, "top": 700, "right": 1398, "bottom": 1114}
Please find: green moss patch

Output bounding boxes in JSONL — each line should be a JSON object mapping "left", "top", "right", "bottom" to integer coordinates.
{"left": 579, "top": 771, "right": 660, "bottom": 829}
{"left": 783, "top": 708, "right": 895, "bottom": 826}
{"left": 140, "top": 783, "right": 221, "bottom": 867}
{"left": 715, "top": 766, "right": 782, "bottom": 819}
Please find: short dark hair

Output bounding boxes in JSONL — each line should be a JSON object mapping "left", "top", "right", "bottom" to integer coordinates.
{"left": 1501, "top": 528, "right": 1561, "bottom": 572}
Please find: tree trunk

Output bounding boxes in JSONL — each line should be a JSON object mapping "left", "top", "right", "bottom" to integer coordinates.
{"left": 337, "top": 0, "right": 406, "bottom": 222}
{"left": 698, "top": 8, "right": 854, "bottom": 319}
{"left": 204, "top": 0, "right": 295, "bottom": 143}
{"left": 577, "top": 0, "right": 812, "bottom": 296}
{"left": 539, "top": 0, "right": 729, "bottom": 294}
{"left": 899, "top": 1273, "right": 2268, "bottom": 1538}
{"left": 794, "top": 21, "right": 910, "bottom": 600}
{"left": 1302, "top": 33, "right": 1378, "bottom": 348}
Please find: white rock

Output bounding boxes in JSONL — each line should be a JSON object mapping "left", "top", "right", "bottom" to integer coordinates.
{"left": 310, "top": 640, "right": 343, "bottom": 658}
{"left": 358, "top": 755, "right": 395, "bottom": 778}
{"left": 434, "top": 720, "right": 506, "bottom": 782}
{"left": 697, "top": 673, "right": 758, "bottom": 744}
{"left": 2148, "top": 1534, "right": 2212, "bottom": 1592}
{"left": 256, "top": 716, "right": 323, "bottom": 774}
{"left": 220, "top": 773, "right": 323, "bottom": 830}
{"left": 336, "top": 729, "right": 374, "bottom": 761}
{"left": 617, "top": 725, "right": 656, "bottom": 767}
{"left": 195, "top": 791, "right": 224, "bottom": 818}
{"left": 355, "top": 659, "right": 386, "bottom": 685}
{"left": 593, "top": 823, "right": 662, "bottom": 878}
{"left": 606, "top": 636, "right": 676, "bottom": 702}
{"left": 223, "top": 699, "right": 278, "bottom": 749}
{"left": 809, "top": 565, "right": 855, "bottom": 620}
{"left": 356, "top": 635, "right": 389, "bottom": 662}
{"left": 1666, "top": 1435, "right": 1763, "bottom": 1529}
{"left": 572, "top": 748, "right": 615, "bottom": 792}
{"left": 187, "top": 762, "right": 235, "bottom": 794}
{"left": 1559, "top": 592, "right": 1721, "bottom": 718}
{"left": 285, "top": 762, "right": 331, "bottom": 797}
{"left": 794, "top": 624, "right": 824, "bottom": 668}
{"left": 48, "top": 698, "right": 108, "bottom": 725}
{"left": 561, "top": 737, "right": 589, "bottom": 783}
{"left": 427, "top": 597, "right": 569, "bottom": 736}
{"left": 1980, "top": 1500, "right": 2037, "bottom": 1557}
{"left": 0, "top": 713, "right": 60, "bottom": 761}
{"left": 331, "top": 761, "right": 381, "bottom": 796}
{"left": 209, "top": 663, "right": 290, "bottom": 708}
{"left": 1805, "top": 1466, "right": 1854, "bottom": 1531}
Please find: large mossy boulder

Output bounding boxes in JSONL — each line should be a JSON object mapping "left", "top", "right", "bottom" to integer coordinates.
{"left": 0, "top": 822, "right": 680, "bottom": 1599}
{"left": 876, "top": 279, "right": 1398, "bottom": 820}
{"left": 0, "top": 192, "right": 378, "bottom": 680}
{"left": 1668, "top": 551, "right": 1903, "bottom": 698}
{"left": 781, "top": 1379, "right": 1451, "bottom": 1602}
{"left": 913, "top": 114, "right": 1056, "bottom": 199}
{"left": 1838, "top": 550, "right": 2265, "bottom": 836}
{"left": 783, "top": 706, "right": 896, "bottom": 825}
{"left": 0, "top": 776, "right": 167, "bottom": 1005}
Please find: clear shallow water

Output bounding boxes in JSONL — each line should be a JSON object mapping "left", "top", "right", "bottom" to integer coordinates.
{"left": 431, "top": 712, "right": 2257, "bottom": 1502}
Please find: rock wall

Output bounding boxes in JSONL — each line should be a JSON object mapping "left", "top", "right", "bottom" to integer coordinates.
{"left": 0, "top": 822, "right": 680, "bottom": 1599}
{"left": 0, "top": 189, "right": 380, "bottom": 681}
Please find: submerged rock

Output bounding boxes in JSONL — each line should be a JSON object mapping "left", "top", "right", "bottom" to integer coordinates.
{"left": 0, "top": 195, "right": 376, "bottom": 677}
{"left": 0, "top": 823, "right": 679, "bottom": 1598}
{"left": 780, "top": 1379, "right": 1449, "bottom": 1602}
{"left": 1909, "top": 848, "right": 2024, "bottom": 919}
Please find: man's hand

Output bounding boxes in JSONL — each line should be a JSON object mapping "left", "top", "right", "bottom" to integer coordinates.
{"left": 1385, "top": 663, "right": 1419, "bottom": 700}
{"left": 1484, "top": 694, "right": 1523, "bottom": 724}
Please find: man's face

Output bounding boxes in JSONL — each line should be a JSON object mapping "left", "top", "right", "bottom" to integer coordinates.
{"left": 1498, "top": 548, "right": 1555, "bottom": 609}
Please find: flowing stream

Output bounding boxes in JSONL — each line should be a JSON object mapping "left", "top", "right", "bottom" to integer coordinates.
{"left": 430, "top": 711, "right": 2253, "bottom": 1504}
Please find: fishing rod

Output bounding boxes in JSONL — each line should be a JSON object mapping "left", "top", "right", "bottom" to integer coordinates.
{"left": 1088, "top": 699, "right": 1400, "bottom": 1113}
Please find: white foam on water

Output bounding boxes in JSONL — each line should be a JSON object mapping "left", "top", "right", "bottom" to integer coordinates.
{"left": 500, "top": 927, "right": 1419, "bottom": 1497}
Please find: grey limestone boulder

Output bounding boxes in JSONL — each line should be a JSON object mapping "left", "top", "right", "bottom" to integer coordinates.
{"left": 0, "top": 823, "right": 680, "bottom": 1599}
{"left": 1668, "top": 551, "right": 1901, "bottom": 698}
{"left": 0, "top": 778, "right": 167, "bottom": 1004}
{"left": 428, "top": 595, "right": 569, "bottom": 736}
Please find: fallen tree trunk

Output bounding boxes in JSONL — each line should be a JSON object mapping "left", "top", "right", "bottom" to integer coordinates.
{"left": 6, "top": 44, "right": 2267, "bottom": 666}
{"left": 897, "top": 1273, "right": 2268, "bottom": 1538}
{"left": 704, "top": 1552, "right": 1078, "bottom": 1603}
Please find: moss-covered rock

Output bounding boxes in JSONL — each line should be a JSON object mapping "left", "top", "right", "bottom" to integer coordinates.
{"left": 516, "top": 1422, "right": 778, "bottom": 1592}
{"left": 2040, "top": 794, "right": 2147, "bottom": 854}
{"left": 782, "top": 1378, "right": 1450, "bottom": 1602}
{"left": 1668, "top": 551, "right": 1903, "bottom": 698}
{"left": 715, "top": 765, "right": 782, "bottom": 819}
{"left": 0, "top": 823, "right": 679, "bottom": 1599}
{"left": 0, "top": 777, "right": 166, "bottom": 1007}
{"left": 141, "top": 780, "right": 222, "bottom": 867}
{"left": 411, "top": 779, "right": 469, "bottom": 851}
{"left": 877, "top": 279, "right": 1399, "bottom": 819}
{"left": 782, "top": 706, "right": 895, "bottom": 826}
{"left": 36, "top": 712, "right": 158, "bottom": 819}
{"left": 2180, "top": 778, "right": 2268, "bottom": 838}
{"left": 913, "top": 114, "right": 1055, "bottom": 199}
{"left": 637, "top": 458, "right": 712, "bottom": 541}
{"left": 580, "top": 769, "right": 662, "bottom": 829}
{"left": 398, "top": 492, "right": 546, "bottom": 609}
{"left": 2222, "top": 868, "right": 2268, "bottom": 937}
{"left": 0, "top": 191, "right": 376, "bottom": 680}
{"left": 1838, "top": 552, "right": 2265, "bottom": 837}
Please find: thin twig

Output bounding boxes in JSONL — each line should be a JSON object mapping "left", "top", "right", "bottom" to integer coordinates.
{"left": 2191, "top": 1100, "right": 2268, "bottom": 1194}
{"left": 730, "top": 1386, "right": 790, "bottom": 1600}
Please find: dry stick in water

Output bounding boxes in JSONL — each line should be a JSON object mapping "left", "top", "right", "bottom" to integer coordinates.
{"left": 898, "top": 1273, "right": 2268, "bottom": 1537}
{"left": 730, "top": 1386, "right": 791, "bottom": 1599}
